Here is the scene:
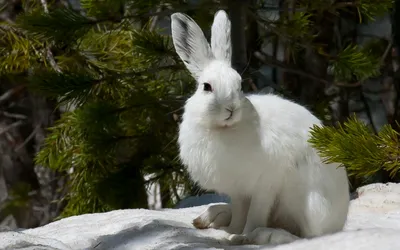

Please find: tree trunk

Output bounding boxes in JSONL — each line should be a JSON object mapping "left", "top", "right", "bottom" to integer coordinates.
{"left": 227, "top": 0, "right": 249, "bottom": 74}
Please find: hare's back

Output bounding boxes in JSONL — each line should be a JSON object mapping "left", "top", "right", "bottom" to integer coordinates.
{"left": 247, "top": 93, "right": 321, "bottom": 131}
{"left": 246, "top": 94, "right": 322, "bottom": 163}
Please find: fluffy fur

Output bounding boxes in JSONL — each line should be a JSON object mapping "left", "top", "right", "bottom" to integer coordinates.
{"left": 171, "top": 10, "right": 350, "bottom": 240}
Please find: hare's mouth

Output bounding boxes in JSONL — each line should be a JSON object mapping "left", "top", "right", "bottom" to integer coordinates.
{"left": 224, "top": 108, "right": 234, "bottom": 121}
{"left": 225, "top": 113, "right": 233, "bottom": 121}
{"left": 216, "top": 123, "right": 235, "bottom": 129}
{"left": 216, "top": 107, "right": 241, "bottom": 129}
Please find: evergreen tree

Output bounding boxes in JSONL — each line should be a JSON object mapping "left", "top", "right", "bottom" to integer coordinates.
{"left": 0, "top": 0, "right": 397, "bottom": 219}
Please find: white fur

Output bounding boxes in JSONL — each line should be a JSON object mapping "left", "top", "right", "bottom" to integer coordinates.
{"left": 211, "top": 10, "right": 232, "bottom": 63}
{"left": 171, "top": 10, "right": 350, "bottom": 242}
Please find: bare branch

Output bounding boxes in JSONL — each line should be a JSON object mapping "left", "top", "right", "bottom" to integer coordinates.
{"left": 0, "top": 85, "right": 26, "bottom": 106}
{"left": 15, "top": 125, "right": 41, "bottom": 152}
{"left": 39, "top": 0, "right": 62, "bottom": 73}
{"left": 40, "top": 0, "right": 49, "bottom": 13}
{"left": 0, "top": 120, "right": 24, "bottom": 136}
{"left": 254, "top": 51, "right": 330, "bottom": 85}
{"left": 0, "top": 112, "right": 28, "bottom": 120}
{"left": 380, "top": 39, "right": 393, "bottom": 65}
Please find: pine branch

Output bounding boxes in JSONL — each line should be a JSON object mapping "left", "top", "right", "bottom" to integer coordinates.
{"left": 26, "top": 22, "right": 186, "bottom": 105}
{"left": 0, "top": 24, "right": 44, "bottom": 74}
{"left": 39, "top": 0, "right": 62, "bottom": 73}
{"left": 296, "top": 0, "right": 393, "bottom": 21}
{"left": 309, "top": 116, "right": 400, "bottom": 179}
{"left": 28, "top": 71, "right": 101, "bottom": 105}
{"left": 334, "top": 0, "right": 394, "bottom": 22}
{"left": 275, "top": 11, "right": 316, "bottom": 44}
{"left": 131, "top": 27, "right": 177, "bottom": 63}
{"left": 329, "top": 44, "right": 381, "bottom": 82}
{"left": 74, "top": 29, "right": 138, "bottom": 73}
{"left": 16, "top": 8, "right": 94, "bottom": 44}
{"left": 247, "top": 9, "right": 313, "bottom": 50}
{"left": 16, "top": 3, "right": 218, "bottom": 46}
{"left": 34, "top": 98, "right": 169, "bottom": 216}
{"left": 80, "top": 0, "right": 128, "bottom": 19}
{"left": 34, "top": 104, "right": 122, "bottom": 197}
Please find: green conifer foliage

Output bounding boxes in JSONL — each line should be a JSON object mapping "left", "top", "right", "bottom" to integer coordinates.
{"left": 0, "top": 0, "right": 199, "bottom": 217}
{"left": 309, "top": 116, "right": 400, "bottom": 182}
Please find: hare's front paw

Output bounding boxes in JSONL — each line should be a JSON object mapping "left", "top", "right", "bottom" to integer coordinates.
{"left": 229, "top": 227, "right": 299, "bottom": 246}
{"left": 249, "top": 227, "right": 299, "bottom": 245}
{"left": 192, "top": 203, "right": 231, "bottom": 229}
{"left": 228, "top": 234, "right": 252, "bottom": 245}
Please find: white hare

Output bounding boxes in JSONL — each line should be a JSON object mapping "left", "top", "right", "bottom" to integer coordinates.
{"left": 171, "top": 10, "right": 350, "bottom": 244}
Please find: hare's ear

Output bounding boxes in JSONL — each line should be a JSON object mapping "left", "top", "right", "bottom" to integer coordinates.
{"left": 211, "top": 10, "right": 232, "bottom": 64}
{"left": 171, "top": 13, "right": 213, "bottom": 79}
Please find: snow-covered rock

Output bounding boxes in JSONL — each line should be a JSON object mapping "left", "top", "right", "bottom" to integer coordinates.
{"left": 1, "top": 183, "right": 400, "bottom": 250}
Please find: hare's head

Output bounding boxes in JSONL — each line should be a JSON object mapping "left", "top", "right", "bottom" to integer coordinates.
{"left": 171, "top": 10, "right": 244, "bottom": 128}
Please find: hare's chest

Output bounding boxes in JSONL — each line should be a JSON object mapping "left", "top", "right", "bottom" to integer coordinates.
{"left": 185, "top": 132, "right": 270, "bottom": 195}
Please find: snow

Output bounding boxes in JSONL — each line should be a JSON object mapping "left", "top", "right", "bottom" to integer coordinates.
{"left": 1, "top": 183, "right": 400, "bottom": 250}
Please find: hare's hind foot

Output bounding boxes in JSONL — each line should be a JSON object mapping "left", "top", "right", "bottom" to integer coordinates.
{"left": 229, "top": 227, "right": 299, "bottom": 245}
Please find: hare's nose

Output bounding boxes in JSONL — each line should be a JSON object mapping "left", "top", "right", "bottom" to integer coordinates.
{"left": 225, "top": 104, "right": 236, "bottom": 112}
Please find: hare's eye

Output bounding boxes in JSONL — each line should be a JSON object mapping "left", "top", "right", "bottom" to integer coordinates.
{"left": 203, "top": 82, "right": 213, "bottom": 92}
